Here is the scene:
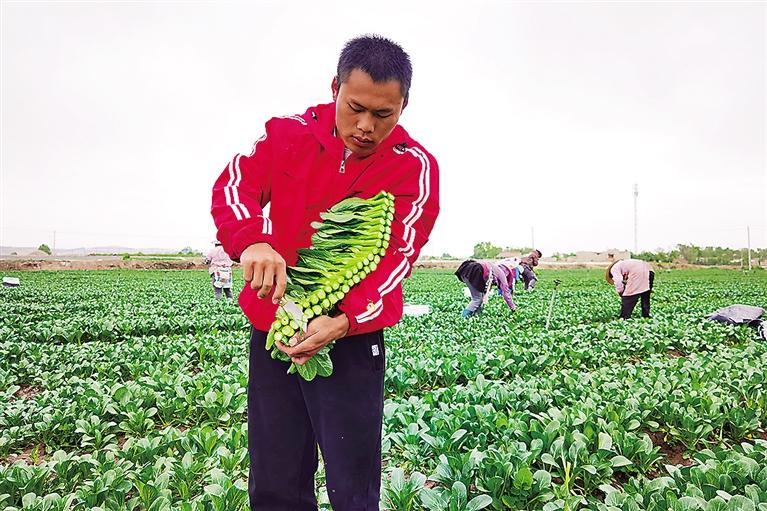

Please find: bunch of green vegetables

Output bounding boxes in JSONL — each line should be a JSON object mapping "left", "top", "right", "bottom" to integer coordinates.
{"left": 265, "top": 191, "right": 395, "bottom": 380}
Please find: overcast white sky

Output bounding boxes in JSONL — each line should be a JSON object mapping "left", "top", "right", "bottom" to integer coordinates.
{"left": 1, "top": 1, "right": 765, "bottom": 256}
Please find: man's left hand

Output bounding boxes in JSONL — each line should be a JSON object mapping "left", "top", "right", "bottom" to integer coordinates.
{"left": 275, "top": 314, "right": 350, "bottom": 365}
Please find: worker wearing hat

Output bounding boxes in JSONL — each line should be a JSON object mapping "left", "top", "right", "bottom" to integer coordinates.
{"left": 606, "top": 258, "right": 654, "bottom": 319}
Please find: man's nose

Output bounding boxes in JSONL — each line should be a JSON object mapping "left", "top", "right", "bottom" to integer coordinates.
{"left": 356, "top": 113, "right": 374, "bottom": 134}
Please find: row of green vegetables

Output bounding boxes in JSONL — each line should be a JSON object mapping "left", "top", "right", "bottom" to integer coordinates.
{"left": 3, "top": 339, "right": 767, "bottom": 508}
{"left": 0, "top": 333, "right": 242, "bottom": 392}
{"left": 385, "top": 313, "right": 751, "bottom": 395}
{"left": 0, "top": 335, "right": 248, "bottom": 454}
{"left": 4, "top": 439, "right": 766, "bottom": 510}
{"left": 381, "top": 342, "right": 767, "bottom": 499}
{"left": 3, "top": 269, "right": 766, "bottom": 346}
{"left": 0, "top": 307, "right": 247, "bottom": 345}
{"left": 1, "top": 294, "right": 753, "bottom": 397}
{"left": 2, "top": 268, "right": 766, "bottom": 510}
{"left": 0, "top": 271, "right": 245, "bottom": 344}
{"left": 1, "top": 311, "right": 756, "bottom": 456}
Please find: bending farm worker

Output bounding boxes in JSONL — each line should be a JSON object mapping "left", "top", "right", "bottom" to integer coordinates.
{"left": 455, "top": 258, "right": 517, "bottom": 318}
{"left": 606, "top": 258, "right": 655, "bottom": 319}
{"left": 519, "top": 249, "right": 542, "bottom": 290}
{"left": 500, "top": 249, "right": 542, "bottom": 292}
{"left": 210, "top": 35, "right": 439, "bottom": 510}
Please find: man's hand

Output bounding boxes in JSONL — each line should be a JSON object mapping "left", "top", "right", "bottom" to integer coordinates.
{"left": 241, "top": 243, "right": 287, "bottom": 303}
{"left": 275, "top": 314, "right": 349, "bottom": 365}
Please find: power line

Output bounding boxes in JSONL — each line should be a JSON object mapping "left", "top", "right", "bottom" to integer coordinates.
{"left": 633, "top": 183, "right": 639, "bottom": 254}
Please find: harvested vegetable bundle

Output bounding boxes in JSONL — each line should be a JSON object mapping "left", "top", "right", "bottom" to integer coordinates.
{"left": 265, "top": 191, "right": 395, "bottom": 380}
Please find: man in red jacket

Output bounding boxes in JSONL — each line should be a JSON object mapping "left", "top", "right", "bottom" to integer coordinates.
{"left": 211, "top": 35, "right": 439, "bottom": 510}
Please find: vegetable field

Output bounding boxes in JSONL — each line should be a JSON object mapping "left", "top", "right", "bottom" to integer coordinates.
{"left": 1, "top": 268, "right": 767, "bottom": 511}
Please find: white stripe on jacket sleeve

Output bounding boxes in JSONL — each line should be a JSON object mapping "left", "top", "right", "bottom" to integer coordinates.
{"left": 353, "top": 147, "right": 432, "bottom": 324}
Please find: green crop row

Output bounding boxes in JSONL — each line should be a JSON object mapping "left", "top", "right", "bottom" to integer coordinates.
{"left": 1, "top": 268, "right": 765, "bottom": 510}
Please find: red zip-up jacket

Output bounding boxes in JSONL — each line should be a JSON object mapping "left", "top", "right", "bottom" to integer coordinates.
{"left": 211, "top": 102, "right": 440, "bottom": 336}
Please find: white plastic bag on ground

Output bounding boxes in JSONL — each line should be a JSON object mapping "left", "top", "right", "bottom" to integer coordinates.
{"left": 403, "top": 304, "right": 431, "bottom": 316}
{"left": 706, "top": 304, "right": 764, "bottom": 325}
{"left": 2, "top": 277, "right": 20, "bottom": 288}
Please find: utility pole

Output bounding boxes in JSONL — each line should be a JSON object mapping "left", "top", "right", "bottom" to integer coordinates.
{"left": 747, "top": 226, "right": 752, "bottom": 271}
{"left": 53, "top": 230, "right": 56, "bottom": 257}
{"left": 633, "top": 184, "right": 638, "bottom": 254}
{"left": 531, "top": 227, "right": 535, "bottom": 250}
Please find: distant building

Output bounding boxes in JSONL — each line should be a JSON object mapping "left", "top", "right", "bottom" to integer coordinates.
{"left": 26, "top": 250, "right": 50, "bottom": 258}
{"left": 569, "top": 249, "right": 631, "bottom": 263}
{"left": 492, "top": 249, "right": 631, "bottom": 264}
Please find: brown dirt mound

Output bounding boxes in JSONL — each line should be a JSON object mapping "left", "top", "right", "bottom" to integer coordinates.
{"left": 14, "top": 385, "right": 42, "bottom": 400}
{"left": 0, "top": 258, "right": 209, "bottom": 271}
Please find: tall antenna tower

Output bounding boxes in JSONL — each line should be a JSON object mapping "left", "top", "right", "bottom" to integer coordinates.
{"left": 633, "top": 183, "right": 638, "bottom": 254}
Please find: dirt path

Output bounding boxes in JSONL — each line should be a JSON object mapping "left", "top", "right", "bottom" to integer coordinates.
{"left": 0, "top": 257, "right": 208, "bottom": 271}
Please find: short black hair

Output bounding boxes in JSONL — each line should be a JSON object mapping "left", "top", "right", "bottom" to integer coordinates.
{"left": 534, "top": 249, "right": 542, "bottom": 257}
{"left": 337, "top": 35, "right": 412, "bottom": 99}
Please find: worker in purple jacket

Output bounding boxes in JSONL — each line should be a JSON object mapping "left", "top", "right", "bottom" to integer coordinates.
{"left": 497, "top": 249, "right": 542, "bottom": 293}
{"left": 455, "top": 259, "right": 518, "bottom": 318}
{"left": 606, "top": 258, "right": 654, "bottom": 319}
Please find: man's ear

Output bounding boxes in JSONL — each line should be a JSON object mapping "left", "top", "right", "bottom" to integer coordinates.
{"left": 331, "top": 76, "right": 339, "bottom": 101}
{"left": 402, "top": 93, "right": 409, "bottom": 110}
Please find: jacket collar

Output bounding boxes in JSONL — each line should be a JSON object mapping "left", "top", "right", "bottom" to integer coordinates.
{"left": 301, "top": 102, "right": 409, "bottom": 159}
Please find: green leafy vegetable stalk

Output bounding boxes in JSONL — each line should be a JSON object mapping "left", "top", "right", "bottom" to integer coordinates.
{"left": 265, "top": 191, "right": 395, "bottom": 381}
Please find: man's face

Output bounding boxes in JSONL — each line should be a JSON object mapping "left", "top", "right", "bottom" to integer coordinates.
{"left": 333, "top": 69, "right": 405, "bottom": 157}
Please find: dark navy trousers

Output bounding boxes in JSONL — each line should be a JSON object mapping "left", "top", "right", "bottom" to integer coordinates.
{"left": 619, "top": 271, "right": 655, "bottom": 319}
{"left": 247, "top": 328, "right": 386, "bottom": 511}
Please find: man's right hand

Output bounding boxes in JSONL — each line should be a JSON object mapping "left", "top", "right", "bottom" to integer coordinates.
{"left": 240, "top": 243, "right": 287, "bottom": 303}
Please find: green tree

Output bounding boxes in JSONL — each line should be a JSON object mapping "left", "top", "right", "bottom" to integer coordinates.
{"left": 504, "top": 246, "right": 533, "bottom": 254}
{"left": 473, "top": 241, "right": 502, "bottom": 259}
{"left": 677, "top": 244, "right": 700, "bottom": 264}
{"left": 552, "top": 252, "right": 576, "bottom": 261}
{"left": 38, "top": 244, "right": 51, "bottom": 255}
{"left": 634, "top": 245, "right": 766, "bottom": 266}
{"left": 634, "top": 249, "right": 677, "bottom": 263}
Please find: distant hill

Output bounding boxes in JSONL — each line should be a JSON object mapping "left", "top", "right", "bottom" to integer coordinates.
{"left": 0, "top": 246, "right": 185, "bottom": 256}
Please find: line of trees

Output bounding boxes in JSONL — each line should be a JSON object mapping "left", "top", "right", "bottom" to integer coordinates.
{"left": 635, "top": 244, "right": 767, "bottom": 266}
{"left": 435, "top": 243, "right": 766, "bottom": 266}
{"left": 472, "top": 242, "right": 533, "bottom": 259}
{"left": 34, "top": 244, "right": 203, "bottom": 257}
